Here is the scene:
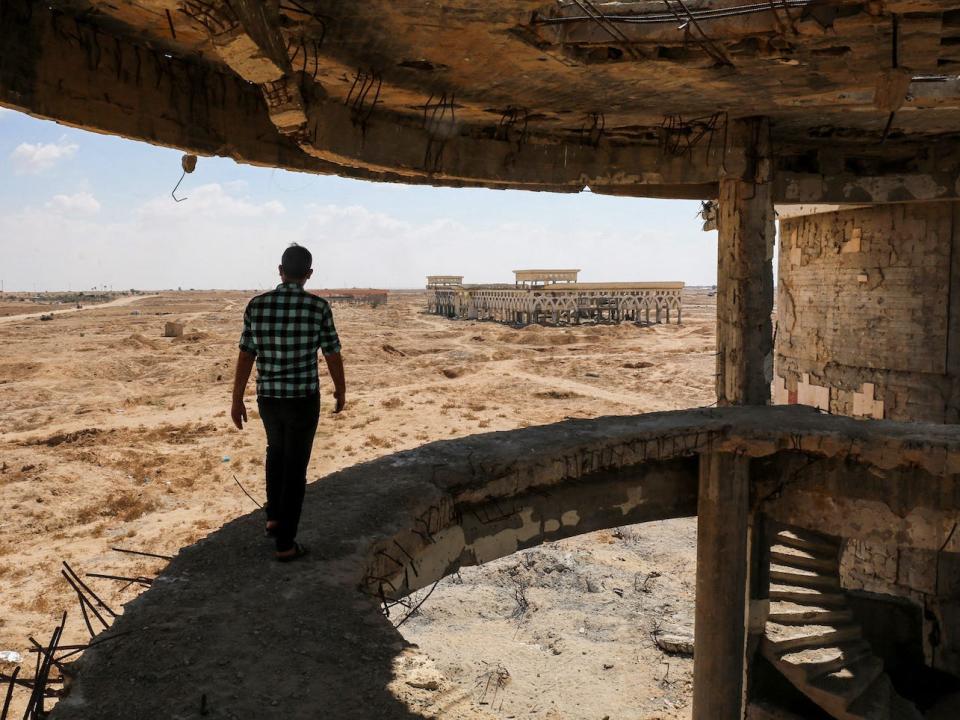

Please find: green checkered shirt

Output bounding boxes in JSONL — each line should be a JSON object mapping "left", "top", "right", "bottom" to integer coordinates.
{"left": 239, "top": 283, "right": 341, "bottom": 398}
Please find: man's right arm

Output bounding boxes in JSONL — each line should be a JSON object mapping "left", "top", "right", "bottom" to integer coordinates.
{"left": 232, "top": 304, "right": 258, "bottom": 429}
{"left": 231, "top": 350, "right": 256, "bottom": 429}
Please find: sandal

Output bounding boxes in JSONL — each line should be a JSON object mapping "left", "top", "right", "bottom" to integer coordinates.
{"left": 275, "top": 542, "right": 308, "bottom": 563}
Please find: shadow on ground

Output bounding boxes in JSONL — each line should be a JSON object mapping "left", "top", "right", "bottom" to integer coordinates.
{"left": 52, "top": 475, "right": 440, "bottom": 720}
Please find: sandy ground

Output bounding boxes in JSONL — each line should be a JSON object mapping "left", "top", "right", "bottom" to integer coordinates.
{"left": 0, "top": 288, "right": 716, "bottom": 718}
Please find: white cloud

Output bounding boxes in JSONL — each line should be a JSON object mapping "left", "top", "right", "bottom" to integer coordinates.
{"left": 0, "top": 107, "right": 12, "bottom": 119}
{"left": 0, "top": 186, "right": 716, "bottom": 291}
{"left": 137, "top": 182, "right": 285, "bottom": 220}
{"left": 46, "top": 191, "right": 101, "bottom": 216}
{"left": 293, "top": 202, "right": 704, "bottom": 290}
{"left": 10, "top": 138, "right": 78, "bottom": 174}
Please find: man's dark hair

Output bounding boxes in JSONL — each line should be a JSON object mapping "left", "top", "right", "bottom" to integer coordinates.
{"left": 281, "top": 244, "right": 312, "bottom": 279}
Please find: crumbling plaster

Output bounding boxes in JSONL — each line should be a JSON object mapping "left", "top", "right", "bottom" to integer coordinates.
{"left": 775, "top": 202, "right": 960, "bottom": 423}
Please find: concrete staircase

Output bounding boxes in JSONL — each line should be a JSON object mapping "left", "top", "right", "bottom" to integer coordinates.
{"left": 760, "top": 527, "right": 924, "bottom": 720}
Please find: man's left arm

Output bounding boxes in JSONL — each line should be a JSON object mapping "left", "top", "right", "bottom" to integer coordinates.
{"left": 317, "top": 303, "right": 345, "bottom": 413}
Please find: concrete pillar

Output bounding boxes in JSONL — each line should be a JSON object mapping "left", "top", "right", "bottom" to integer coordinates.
{"left": 693, "top": 452, "right": 751, "bottom": 720}
{"left": 692, "top": 117, "right": 773, "bottom": 720}
{"left": 716, "top": 116, "right": 775, "bottom": 406}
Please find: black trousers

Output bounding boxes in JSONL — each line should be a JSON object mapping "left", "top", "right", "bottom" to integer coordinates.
{"left": 257, "top": 393, "right": 320, "bottom": 552}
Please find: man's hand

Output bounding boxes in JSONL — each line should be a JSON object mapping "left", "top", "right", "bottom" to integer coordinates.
{"left": 231, "top": 398, "right": 248, "bottom": 430}
{"left": 334, "top": 389, "right": 346, "bottom": 414}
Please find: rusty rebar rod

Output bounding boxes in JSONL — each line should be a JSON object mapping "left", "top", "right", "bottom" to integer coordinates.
{"left": 61, "top": 570, "right": 108, "bottom": 632}
{"left": 1, "top": 667, "right": 19, "bottom": 720}
{"left": 231, "top": 474, "right": 263, "bottom": 510}
{"left": 75, "top": 591, "right": 96, "bottom": 639}
{"left": 86, "top": 572, "right": 153, "bottom": 587}
{"left": 27, "top": 639, "right": 65, "bottom": 674}
{"left": 662, "top": 0, "right": 733, "bottom": 67}
{"left": 55, "top": 630, "right": 134, "bottom": 662}
{"left": 63, "top": 562, "right": 117, "bottom": 618}
{"left": 571, "top": 0, "right": 641, "bottom": 60}
{"left": 393, "top": 579, "right": 441, "bottom": 629}
{"left": 111, "top": 547, "right": 173, "bottom": 561}
{"left": 23, "top": 612, "right": 65, "bottom": 719}
{"left": 0, "top": 674, "right": 62, "bottom": 692}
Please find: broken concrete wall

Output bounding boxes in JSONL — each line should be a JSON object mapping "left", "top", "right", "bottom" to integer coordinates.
{"left": 775, "top": 202, "right": 960, "bottom": 423}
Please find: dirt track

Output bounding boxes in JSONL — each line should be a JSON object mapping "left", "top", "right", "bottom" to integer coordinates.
{"left": 0, "top": 289, "right": 715, "bottom": 718}
{"left": 0, "top": 294, "right": 160, "bottom": 325}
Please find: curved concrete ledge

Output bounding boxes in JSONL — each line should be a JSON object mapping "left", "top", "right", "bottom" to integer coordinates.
{"left": 50, "top": 406, "right": 960, "bottom": 719}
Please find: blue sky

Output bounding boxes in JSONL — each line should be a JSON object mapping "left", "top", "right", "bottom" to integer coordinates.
{"left": 0, "top": 107, "right": 718, "bottom": 291}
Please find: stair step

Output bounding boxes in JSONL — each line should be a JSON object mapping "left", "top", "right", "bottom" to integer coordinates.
{"left": 778, "top": 640, "right": 874, "bottom": 679}
{"left": 888, "top": 691, "right": 926, "bottom": 720}
{"left": 809, "top": 655, "right": 884, "bottom": 705}
{"left": 774, "top": 528, "right": 840, "bottom": 558}
{"left": 770, "top": 545, "right": 839, "bottom": 573}
{"left": 769, "top": 583, "right": 847, "bottom": 606}
{"left": 769, "top": 601, "right": 854, "bottom": 625}
{"left": 770, "top": 565, "right": 842, "bottom": 590}
{"left": 765, "top": 621, "right": 862, "bottom": 652}
{"left": 846, "top": 673, "right": 892, "bottom": 719}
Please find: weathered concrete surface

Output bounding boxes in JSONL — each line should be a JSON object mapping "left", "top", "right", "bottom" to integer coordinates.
{"left": 5, "top": 1, "right": 960, "bottom": 199}
{"left": 717, "top": 117, "right": 775, "bottom": 406}
{"left": 49, "top": 406, "right": 960, "bottom": 719}
{"left": 692, "top": 452, "right": 751, "bottom": 719}
{"left": 775, "top": 202, "right": 960, "bottom": 422}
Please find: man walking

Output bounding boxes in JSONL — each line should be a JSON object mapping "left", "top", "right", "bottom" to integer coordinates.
{"left": 231, "top": 244, "right": 346, "bottom": 561}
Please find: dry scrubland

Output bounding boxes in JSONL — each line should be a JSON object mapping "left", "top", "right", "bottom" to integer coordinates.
{"left": 0, "top": 289, "right": 716, "bottom": 719}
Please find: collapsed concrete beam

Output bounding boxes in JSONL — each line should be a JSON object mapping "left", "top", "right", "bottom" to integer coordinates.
{"left": 298, "top": 89, "right": 721, "bottom": 187}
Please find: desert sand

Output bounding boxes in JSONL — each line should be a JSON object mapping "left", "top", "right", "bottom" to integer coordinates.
{"left": 0, "top": 288, "right": 716, "bottom": 718}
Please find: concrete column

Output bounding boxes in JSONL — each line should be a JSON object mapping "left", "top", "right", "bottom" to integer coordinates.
{"left": 693, "top": 452, "right": 751, "bottom": 720}
{"left": 716, "top": 116, "right": 775, "bottom": 406}
{"left": 692, "top": 117, "right": 773, "bottom": 720}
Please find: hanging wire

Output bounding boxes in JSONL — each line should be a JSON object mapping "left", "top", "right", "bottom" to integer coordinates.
{"left": 171, "top": 170, "right": 188, "bottom": 202}
{"left": 536, "top": 0, "right": 816, "bottom": 25}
